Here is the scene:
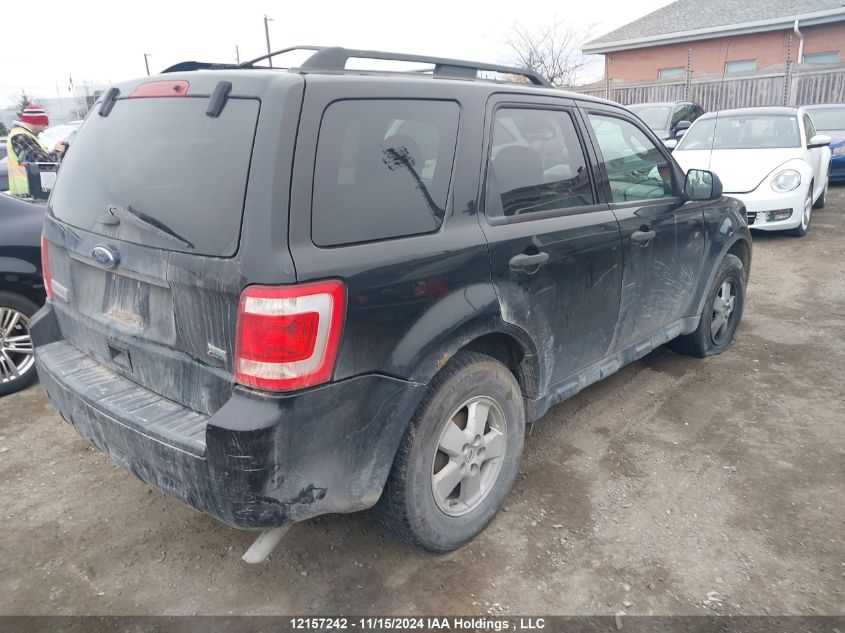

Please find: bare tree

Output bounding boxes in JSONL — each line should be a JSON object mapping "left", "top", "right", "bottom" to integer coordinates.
{"left": 505, "top": 21, "right": 594, "bottom": 88}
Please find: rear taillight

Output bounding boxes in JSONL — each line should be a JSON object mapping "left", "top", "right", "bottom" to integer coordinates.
{"left": 41, "top": 234, "right": 53, "bottom": 301}
{"left": 234, "top": 280, "right": 346, "bottom": 392}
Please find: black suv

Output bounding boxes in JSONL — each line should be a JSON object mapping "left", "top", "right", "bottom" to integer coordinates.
{"left": 32, "top": 47, "right": 751, "bottom": 554}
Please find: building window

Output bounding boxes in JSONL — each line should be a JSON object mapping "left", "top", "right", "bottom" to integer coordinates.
{"left": 725, "top": 59, "right": 756, "bottom": 73}
{"left": 658, "top": 67, "right": 685, "bottom": 79}
{"left": 803, "top": 51, "right": 839, "bottom": 64}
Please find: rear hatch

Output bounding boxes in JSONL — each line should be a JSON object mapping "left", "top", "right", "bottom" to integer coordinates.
{"left": 43, "top": 73, "right": 301, "bottom": 415}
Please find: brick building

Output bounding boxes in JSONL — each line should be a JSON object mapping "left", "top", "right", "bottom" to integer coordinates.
{"left": 583, "top": 0, "right": 845, "bottom": 82}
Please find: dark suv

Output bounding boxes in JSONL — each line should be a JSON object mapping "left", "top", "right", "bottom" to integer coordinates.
{"left": 32, "top": 47, "right": 751, "bottom": 555}
{"left": 1, "top": 193, "right": 45, "bottom": 396}
{"left": 628, "top": 101, "right": 706, "bottom": 145}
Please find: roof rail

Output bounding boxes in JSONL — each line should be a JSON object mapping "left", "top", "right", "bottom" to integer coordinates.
{"left": 240, "top": 45, "right": 325, "bottom": 68}
{"left": 162, "top": 61, "right": 240, "bottom": 73}
{"left": 244, "top": 45, "right": 551, "bottom": 86}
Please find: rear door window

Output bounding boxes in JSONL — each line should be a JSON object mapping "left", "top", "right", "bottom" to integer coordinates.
{"left": 312, "top": 99, "right": 459, "bottom": 247}
{"left": 49, "top": 97, "right": 259, "bottom": 257}
{"left": 486, "top": 107, "right": 594, "bottom": 218}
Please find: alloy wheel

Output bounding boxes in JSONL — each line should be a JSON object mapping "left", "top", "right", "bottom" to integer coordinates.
{"left": 431, "top": 396, "right": 507, "bottom": 517}
{"left": 0, "top": 307, "right": 35, "bottom": 385}
{"left": 802, "top": 189, "right": 812, "bottom": 230}
{"left": 710, "top": 279, "right": 737, "bottom": 345}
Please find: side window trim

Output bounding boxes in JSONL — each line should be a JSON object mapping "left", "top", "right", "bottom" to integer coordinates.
{"left": 481, "top": 100, "right": 603, "bottom": 225}
{"left": 581, "top": 107, "right": 683, "bottom": 208}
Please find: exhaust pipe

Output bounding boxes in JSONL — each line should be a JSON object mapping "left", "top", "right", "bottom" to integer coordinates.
{"left": 242, "top": 526, "right": 290, "bottom": 564}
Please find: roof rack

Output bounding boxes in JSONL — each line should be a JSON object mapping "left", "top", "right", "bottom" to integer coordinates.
{"left": 162, "top": 61, "right": 240, "bottom": 73}
{"left": 241, "top": 45, "right": 551, "bottom": 86}
{"left": 239, "top": 45, "right": 325, "bottom": 68}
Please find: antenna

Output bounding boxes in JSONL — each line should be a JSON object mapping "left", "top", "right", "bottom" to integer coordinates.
{"left": 707, "top": 42, "right": 731, "bottom": 174}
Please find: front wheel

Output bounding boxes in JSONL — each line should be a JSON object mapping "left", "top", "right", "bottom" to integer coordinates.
{"left": 373, "top": 351, "right": 525, "bottom": 552}
{"left": 0, "top": 291, "right": 39, "bottom": 397}
{"left": 788, "top": 184, "right": 814, "bottom": 237}
{"left": 671, "top": 254, "right": 746, "bottom": 358}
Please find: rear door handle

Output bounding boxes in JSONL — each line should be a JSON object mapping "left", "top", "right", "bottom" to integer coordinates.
{"left": 509, "top": 252, "right": 549, "bottom": 271}
{"left": 631, "top": 229, "right": 656, "bottom": 243}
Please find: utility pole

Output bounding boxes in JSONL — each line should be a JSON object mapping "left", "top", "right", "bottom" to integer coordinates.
{"left": 264, "top": 15, "right": 274, "bottom": 67}
{"left": 235, "top": 45, "right": 240, "bottom": 64}
{"left": 143, "top": 53, "right": 151, "bottom": 76}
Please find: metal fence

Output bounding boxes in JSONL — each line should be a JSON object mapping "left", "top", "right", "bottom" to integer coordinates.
{"left": 577, "top": 64, "right": 845, "bottom": 108}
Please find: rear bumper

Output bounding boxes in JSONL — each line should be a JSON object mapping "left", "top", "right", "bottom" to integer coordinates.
{"left": 32, "top": 303, "right": 425, "bottom": 529}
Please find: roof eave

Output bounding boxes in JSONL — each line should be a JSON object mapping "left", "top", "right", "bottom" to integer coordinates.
{"left": 582, "top": 7, "right": 845, "bottom": 54}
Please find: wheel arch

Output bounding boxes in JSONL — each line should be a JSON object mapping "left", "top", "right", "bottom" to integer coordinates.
{"left": 403, "top": 314, "right": 543, "bottom": 409}
{"left": 693, "top": 233, "right": 752, "bottom": 318}
{"left": 727, "top": 236, "right": 752, "bottom": 277}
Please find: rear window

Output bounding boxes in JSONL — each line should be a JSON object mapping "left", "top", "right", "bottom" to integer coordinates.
{"left": 49, "top": 97, "right": 259, "bottom": 256}
{"left": 312, "top": 99, "right": 459, "bottom": 247}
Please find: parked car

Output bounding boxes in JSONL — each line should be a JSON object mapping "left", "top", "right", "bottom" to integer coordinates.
{"left": 0, "top": 156, "right": 7, "bottom": 192}
{"left": 628, "top": 101, "right": 705, "bottom": 147}
{"left": 32, "top": 46, "right": 751, "bottom": 555}
{"left": 0, "top": 193, "right": 45, "bottom": 396}
{"left": 39, "top": 120, "right": 83, "bottom": 149}
{"left": 673, "top": 107, "right": 831, "bottom": 237}
{"left": 805, "top": 104, "right": 845, "bottom": 183}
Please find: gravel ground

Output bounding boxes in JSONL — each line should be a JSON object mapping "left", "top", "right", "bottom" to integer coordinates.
{"left": 1, "top": 187, "right": 843, "bottom": 616}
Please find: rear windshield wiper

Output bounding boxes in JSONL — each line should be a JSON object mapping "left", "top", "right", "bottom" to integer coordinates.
{"left": 100, "top": 204, "right": 195, "bottom": 249}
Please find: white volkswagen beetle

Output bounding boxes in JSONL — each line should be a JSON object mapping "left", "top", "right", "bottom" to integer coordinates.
{"left": 672, "top": 106, "right": 831, "bottom": 237}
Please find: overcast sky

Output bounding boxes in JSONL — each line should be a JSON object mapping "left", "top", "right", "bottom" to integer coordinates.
{"left": 2, "top": 0, "right": 671, "bottom": 105}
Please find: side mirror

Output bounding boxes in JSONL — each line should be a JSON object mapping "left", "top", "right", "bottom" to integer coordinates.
{"left": 674, "top": 120, "right": 691, "bottom": 138}
{"left": 663, "top": 139, "right": 679, "bottom": 151}
{"left": 684, "top": 169, "right": 723, "bottom": 201}
{"left": 808, "top": 134, "right": 831, "bottom": 149}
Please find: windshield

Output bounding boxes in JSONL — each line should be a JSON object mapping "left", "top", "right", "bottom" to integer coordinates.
{"left": 628, "top": 105, "right": 671, "bottom": 130}
{"left": 677, "top": 114, "right": 801, "bottom": 150}
{"left": 807, "top": 108, "right": 845, "bottom": 131}
{"left": 49, "top": 96, "right": 259, "bottom": 256}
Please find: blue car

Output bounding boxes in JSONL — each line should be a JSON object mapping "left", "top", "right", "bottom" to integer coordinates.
{"left": 806, "top": 104, "right": 845, "bottom": 183}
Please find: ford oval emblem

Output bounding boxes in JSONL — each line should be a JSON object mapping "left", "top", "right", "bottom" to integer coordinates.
{"left": 91, "top": 245, "right": 118, "bottom": 268}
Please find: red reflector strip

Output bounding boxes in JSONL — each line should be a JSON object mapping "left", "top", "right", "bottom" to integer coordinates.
{"left": 40, "top": 234, "right": 53, "bottom": 301}
{"left": 129, "top": 80, "right": 190, "bottom": 98}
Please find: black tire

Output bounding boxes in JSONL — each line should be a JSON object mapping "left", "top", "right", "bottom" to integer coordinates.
{"left": 0, "top": 291, "right": 39, "bottom": 397}
{"left": 671, "top": 254, "right": 746, "bottom": 359}
{"left": 813, "top": 180, "right": 827, "bottom": 209}
{"left": 373, "top": 350, "right": 525, "bottom": 552}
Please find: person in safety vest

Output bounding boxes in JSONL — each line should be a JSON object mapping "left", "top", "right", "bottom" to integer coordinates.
{"left": 5, "top": 105, "right": 67, "bottom": 197}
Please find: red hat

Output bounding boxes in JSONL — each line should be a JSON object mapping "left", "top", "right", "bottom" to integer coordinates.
{"left": 19, "top": 105, "right": 49, "bottom": 126}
